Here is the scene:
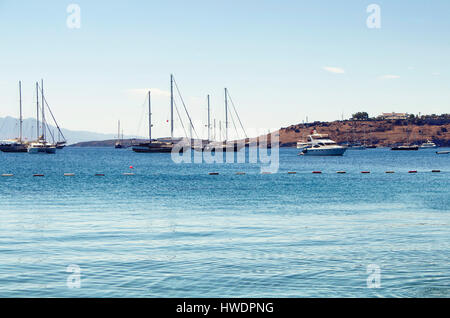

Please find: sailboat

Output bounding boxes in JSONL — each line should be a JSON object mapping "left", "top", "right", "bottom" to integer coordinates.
{"left": 195, "top": 88, "right": 246, "bottom": 152}
{"left": 28, "top": 81, "right": 56, "bottom": 154}
{"left": 0, "top": 81, "right": 29, "bottom": 153}
{"left": 132, "top": 86, "right": 177, "bottom": 153}
{"left": 391, "top": 125, "right": 419, "bottom": 151}
{"left": 115, "top": 120, "right": 124, "bottom": 148}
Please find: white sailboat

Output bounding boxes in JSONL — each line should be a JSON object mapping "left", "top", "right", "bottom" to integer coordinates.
{"left": 28, "top": 80, "right": 56, "bottom": 154}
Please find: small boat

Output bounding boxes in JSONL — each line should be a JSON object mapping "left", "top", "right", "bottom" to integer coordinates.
{"left": 0, "top": 139, "right": 28, "bottom": 153}
{"left": 392, "top": 126, "right": 419, "bottom": 151}
{"left": 131, "top": 86, "right": 186, "bottom": 154}
{"left": 115, "top": 120, "right": 124, "bottom": 149}
{"left": 27, "top": 80, "right": 61, "bottom": 154}
{"left": 346, "top": 142, "right": 366, "bottom": 150}
{"left": 436, "top": 151, "right": 450, "bottom": 155}
{"left": 420, "top": 140, "right": 438, "bottom": 149}
{"left": 28, "top": 140, "right": 56, "bottom": 154}
{"left": 0, "top": 82, "right": 28, "bottom": 153}
{"left": 56, "top": 141, "right": 67, "bottom": 149}
{"left": 391, "top": 145, "right": 419, "bottom": 151}
{"left": 192, "top": 88, "right": 247, "bottom": 153}
{"left": 300, "top": 130, "right": 347, "bottom": 156}
{"left": 365, "top": 145, "right": 377, "bottom": 149}
{"left": 132, "top": 140, "right": 175, "bottom": 153}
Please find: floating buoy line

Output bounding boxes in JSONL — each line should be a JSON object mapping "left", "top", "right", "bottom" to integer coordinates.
{"left": 0, "top": 170, "right": 445, "bottom": 178}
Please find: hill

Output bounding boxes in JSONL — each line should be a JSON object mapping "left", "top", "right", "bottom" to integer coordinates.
{"left": 279, "top": 115, "right": 450, "bottom": 147}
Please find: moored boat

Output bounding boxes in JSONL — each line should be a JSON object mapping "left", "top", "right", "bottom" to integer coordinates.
{"left": 420, "top": 140, "right": 438, "bottom": 149}
{"left": 0, "top": 81, "right": 28, "bottom": 153}
{"left": 300, "top": 130, "right": 347, "bottom": 156}
{"left": 391, "top": 145, "right": 419, "bottom": 151}
{"left": 28, "top": 140, "right": 56, "bottom": 154}
{"left": 0, "top": 139, "right": 28, "bottom": 153}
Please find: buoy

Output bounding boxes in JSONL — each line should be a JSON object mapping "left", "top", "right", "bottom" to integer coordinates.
{"left": 64, "top": 173, "right": 75, "bottom": 176}
{"left": 408, "top": 170, "right": 417, "bottom": 174}
{"left": 129, "top": 166, "right": 134, "bottom": 169}
{"left": 386, "top": 171, "right": 395, "bottom": 174}
{"left": 236, "top": 172, "right": 246, "bottom": 175}
{"left": 33, "top": 174, "right": 44, "bottom": 177}
{"left": 336, "top": 171, "right": 346, "bottom": 174}
{"left": 432, "top": 170, "right": 441, "bottom": 173}
{"left": 95, "top": 174, "right": 105, "bottom": 176}
{"left": 361, "top": 171, "right": 370, "bottom": 174}
{"left": 209, "top": 172, "right": 219, "bottom": 175}
{"left": 288, "top": 172, "right": 297, "bottom": 174}
{"left": 2, "top": 174, "right": 14, "bottom": 177}
{"left": 312, "top": 171, "right": 322, "bottom": 174}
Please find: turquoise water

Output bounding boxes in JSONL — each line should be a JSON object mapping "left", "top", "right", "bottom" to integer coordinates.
{"left": 0, "top": 147, "right": 449, "bottom": 297}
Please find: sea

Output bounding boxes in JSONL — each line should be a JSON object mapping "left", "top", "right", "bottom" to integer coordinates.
{"left": 0, "top": 147, "right": 449, "bottom": 297}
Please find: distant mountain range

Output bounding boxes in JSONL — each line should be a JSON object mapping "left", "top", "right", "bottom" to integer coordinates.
{"left": 0, "top": 116, "right": 138, "bottom": 145}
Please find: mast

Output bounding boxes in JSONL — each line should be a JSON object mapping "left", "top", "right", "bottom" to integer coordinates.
{"left": 41, "top": 79, "right": 45, "bottom": 141}
{"left": 170, "top": 74, "right": 174, "bottom": 141}
{"left": 36, "top": 82, "right": 39, "bottom": 140}
{"left": 118, "top": 120, "right": 120, "bottom": 141}
{"left": 224, "top": 88, "right": 228, "bottom": 141}
{"left": 213, "top": 119, "right": 216, "bottom": 142}
{"left": 19, "top": 81, "right": 23, "bottom": 142}
{"left": 148, "top": 91, "right": 152, "bottom": 142}
{"left": 219, "top": 120, "right": 222, "bottom": 142}
{"left": 207, "top": 95, "right": 210, "bottom": 142}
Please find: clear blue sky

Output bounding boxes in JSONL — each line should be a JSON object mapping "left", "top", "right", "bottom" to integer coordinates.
{"left": 0, "top": 0, "right": 449, "bottom": 139}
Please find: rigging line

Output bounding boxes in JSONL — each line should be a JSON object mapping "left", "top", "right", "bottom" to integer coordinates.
{"left": 226, "top": 90, "right": 248, "bottom": 138}
{"left": 44, "top": 117, "right": 56, "bottom": 143}
{"left": 173, "top": 99, "right": 188, "bottom": 139}
{"left": 228, "top": 103, "right": 239, "bottom": 140}
{"left": 172, "top": 77, "right": 199, "bottom": 139}
{"left": 136, "top": 94, "right": 148, "bottom": 138}
{"left": 38, "top": 83, "right": 67, "bottom": 142}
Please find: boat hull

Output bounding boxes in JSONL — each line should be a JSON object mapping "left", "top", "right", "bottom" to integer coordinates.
{"left": 420, "top": 145, "right": 438, "bottom": 149}
{"left": 391, "top": 146, "right": 419, "bottom": 151}
{"left": 132, "top": 142, "right": 184, "bottom": 153}
{"left": 193, "top": 143, "right": 246, "bottom": 152}
{"left": 0, "top": 144, "right": 28, "bottom": 153}
{"left": 302, "top": 147, "right": 347, "bottom": 156}
{"left": 28, "top": 147, "right": 56, "bottom": 154}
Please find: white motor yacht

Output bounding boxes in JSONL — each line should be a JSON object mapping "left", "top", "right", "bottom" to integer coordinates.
{"left": 300, "top": 130, "right": 347, "bottom": 156}
{"left": 28, "top": 140, "right": 56, "bottom": 154}
{"left": 420, "top": 140, "right": 438, "bottom": 149}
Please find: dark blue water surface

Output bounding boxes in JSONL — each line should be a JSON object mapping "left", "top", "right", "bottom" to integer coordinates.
{"left": 0, "top": 147, "right": 449, "bottom": 297}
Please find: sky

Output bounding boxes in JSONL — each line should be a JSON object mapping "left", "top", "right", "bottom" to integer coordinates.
{"left": 0, "top": 0, "right": 449, "bottom": 140}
